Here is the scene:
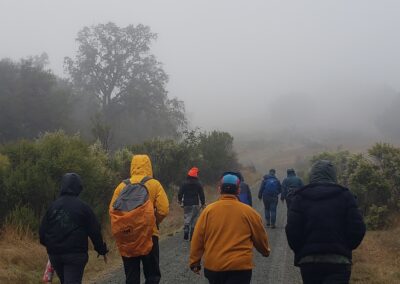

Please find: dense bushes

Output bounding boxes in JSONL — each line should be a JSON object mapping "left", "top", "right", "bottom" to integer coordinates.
{"left": 311, "top": 143, "right": 400, "bottom": 229}
{"left": 0, "top": 130, "right": 239, "bottom": 230}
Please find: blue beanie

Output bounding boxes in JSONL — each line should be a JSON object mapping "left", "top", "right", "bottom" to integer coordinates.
{"left": 220, "top": 174, "right": 240, "bottom": 193}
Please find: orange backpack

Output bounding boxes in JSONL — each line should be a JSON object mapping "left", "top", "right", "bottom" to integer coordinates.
{"left": 110, "top": 177, "right": 156, "bottom": 257}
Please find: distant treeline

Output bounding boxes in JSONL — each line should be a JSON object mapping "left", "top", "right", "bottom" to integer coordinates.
{"left": 0, "top": 130, "right": 238, "bottom": 230}
{"left": 309, "top": 143, "right": 400, "bottom": 229}
{"left": 0, "top": 22, "right": 186, "bottom": 149}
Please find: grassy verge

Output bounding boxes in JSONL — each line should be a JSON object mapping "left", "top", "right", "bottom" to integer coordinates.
{"left": 351, "top": 216, "right": 400, "bottom": 284}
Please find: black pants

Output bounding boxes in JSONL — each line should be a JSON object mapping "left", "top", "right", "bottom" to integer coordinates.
{"left": 204, "top": 269, "right": 252, "bottom": 284}
{"left": 49, "top": 253, "right": 88, "bottom": 284}
{"left": 300, "top": 263, "right": 352, "bottom": 284}
{"left": 122, "top": 236, "right": 161, "bottom": 284}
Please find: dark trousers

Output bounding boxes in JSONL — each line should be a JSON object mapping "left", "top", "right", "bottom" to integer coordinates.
{"left": 300, "top": 263, "right": 352, "bottom": 284}
{"left": 49, "top": 253, "right": 88, "bottom": 284}
{"left": 122, "top": 236, "right": 161, "bottom": 284}
{"left": 263, "top": 196, "right": 278, "bottom": 225}
{"left": 204, "top": 269, "right": 252, "bottom": 284}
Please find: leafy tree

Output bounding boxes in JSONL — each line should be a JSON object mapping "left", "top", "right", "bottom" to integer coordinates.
{"left": 65, "top": 22, "right": 186, "bottom": 148}
{"left": 0, "top": 55, "right": 73, "bottom": 142}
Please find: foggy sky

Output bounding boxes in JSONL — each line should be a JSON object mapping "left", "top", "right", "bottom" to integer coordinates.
{"left": 1, "top": 0, "right": 400, "bottom": 135}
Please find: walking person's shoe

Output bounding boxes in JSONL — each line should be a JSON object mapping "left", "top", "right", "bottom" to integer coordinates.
{"left": 271, "top": 224, "right": 276, "bottom": 229}
{"left": 266, "top": 223, "right": 271, "bottom": 227}
{"left": 184, "top": 231, "right": 189, "bottom": 240}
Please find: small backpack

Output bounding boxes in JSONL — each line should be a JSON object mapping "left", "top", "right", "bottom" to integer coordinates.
{"left": 263, "top": 178, "right": 279, "bottom": 196}
{"left": 109, "top": 177, "right": 156, "bottom": 257}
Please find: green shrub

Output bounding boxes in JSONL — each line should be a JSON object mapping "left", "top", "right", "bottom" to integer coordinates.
{"left": 365, "top": 205, "right": 389, "bottom": 230}
{"left": 5, "top": 205, "right": 39, "bottom": 232}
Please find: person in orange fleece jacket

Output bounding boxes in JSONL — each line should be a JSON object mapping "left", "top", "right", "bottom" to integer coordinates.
{"left": 189, "top": 173, "right": 270, "bottom": 284}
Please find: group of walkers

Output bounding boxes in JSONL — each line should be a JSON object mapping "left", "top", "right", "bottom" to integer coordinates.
{"left": 39, "top": 153, "right": 366, "bottom": 284}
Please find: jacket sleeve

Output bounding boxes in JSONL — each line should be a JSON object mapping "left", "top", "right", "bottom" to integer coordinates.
{"left": 39, "top": 210, "right": 49, "bottom": 246}
{"left": 258, "top": 180, "right": 265, "bottom": 199}
{"left": 189, "top": 209, "right": 206, "bottom": 267}
{"left": 250, "top": 212, "right": 270, "bottom": 257}
{"left": 345, "top": 192, "right": 366, "bottom": 250}
{"left": 85, "top": 205, "right": 108, "bottom": 255}
{"left": 281, "top": 179, "right": 288, "bottom": 200}
{"left": 198, "top": 183, "right": 206, "bottom": 205}
{"left": 248, "top": 186, "right": 253, "bottom": 207}
{"left": 277, "top": 179, "right": 282, "bottom": 194}
{"left": 154, "top": 181, "right": 170, "bottom": 225}
{"left": 178, "top": 184, "right": 184, "bottom": 203}
{"left": 285, "top": 195, "right": 304, "bottom": 253}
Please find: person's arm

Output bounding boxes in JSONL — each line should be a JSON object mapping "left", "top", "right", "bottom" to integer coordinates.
{"left": 345, "top": 192, "right": 366, "bottom": 250}
{"left": 281, "top": 179, "right": 287, "bottom": 200}
{"left": 250, "top": 212, "right": 270, "bottom": 256}
{"left": 189, "top": 209, "right": 207, "bottom": 270}
{"left": 85, "top": 205, "right": 108, "bottom": 255}
{"left": 248, "top": 185, "right": 253, "bottom": 207}
{"left": 39, "top": 210, "right": 49, "bottom": 246}
{"left": 178, "top": 184, "right": 184, "bottom": 205}
{"left": 285, "top": 196, "right": 305, "bottom": 252}
{"left": 258, "top": 180, "right": 265, "bottom": 199}
{"left": 198, "top": 183, "right": 206, "bottom": 206}
{"left": 154, "top": 181, "right": 170, "bottom": 225}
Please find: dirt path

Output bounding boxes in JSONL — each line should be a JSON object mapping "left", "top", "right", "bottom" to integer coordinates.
{"left": 96, "top": 191, "right": 301, "bottom": 284}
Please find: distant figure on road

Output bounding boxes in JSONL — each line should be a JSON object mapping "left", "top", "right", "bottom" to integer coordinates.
{"left": 178, "top": 167, "right": 206, "bottom": 241}
{"left": 190, "top": 173, "right": 270, "bottom": 284}
{"left": 109, "top": 155, "right": 169, "bottom": 284}
{"left": 237, "top": 171, "right": 253, "bottom": 207}
{"left": 286, "top": 160, "right": 366, "bottom": 284}
{"left": 281, "top": 168, "right": 304, "bottom": 209}
{"left": 258, "top": 169, "right": 282, "bottom": 228}
{"left": 39, "top": 173, "right": 108, "bottom": 284}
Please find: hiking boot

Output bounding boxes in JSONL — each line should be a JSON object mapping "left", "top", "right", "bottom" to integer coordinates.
{"left": 184, "top": 231, "right": 189, "bottom": 240}
{"left": 271, "top": 224, "right": 276, "bottom": 229}
{"left": 266, "top": 223, "right": 271, "bottom": 227}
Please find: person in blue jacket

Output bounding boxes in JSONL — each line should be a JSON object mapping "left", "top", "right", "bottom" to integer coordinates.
{"left": 258, "top": 169, "right": 281, "bottom": 228}
{"left": 237, "top": 172, "right": 253, "bottom": 207}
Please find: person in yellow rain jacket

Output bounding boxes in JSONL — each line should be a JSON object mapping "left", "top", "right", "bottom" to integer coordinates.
{"left": 190, "top": 173, "right": 270, "bottom": 284}
{"left": 110, "top": 154, "right": 169, "bottom": 284}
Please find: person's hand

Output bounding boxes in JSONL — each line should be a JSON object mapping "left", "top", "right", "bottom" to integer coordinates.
{"left": 178, "top": 202, "right": 183, "bottom": 208}
{"left": 190, "top": 264, "right": 201, "bottom": 275}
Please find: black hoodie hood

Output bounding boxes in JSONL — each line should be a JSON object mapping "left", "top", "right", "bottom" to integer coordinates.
{"left": 309, "top": 160, "right": 337, "bottom": 184}
{"left": 60, "top": 173, "right": 83, "bottom": 196}
{"left": 287, "top": 168, "right": 296, "bottom": 177}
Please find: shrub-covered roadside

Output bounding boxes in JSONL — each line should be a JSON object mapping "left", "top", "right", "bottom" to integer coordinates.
{"left": 0, "top": 129, "right": 239, "bottom": 231}
{"left": 310, "top": 143, "right": 400, "bottom": 229}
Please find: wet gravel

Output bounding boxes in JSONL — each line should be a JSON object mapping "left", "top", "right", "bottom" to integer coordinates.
{"left": 95, "top": 186, "right": 301, "bottom": 284}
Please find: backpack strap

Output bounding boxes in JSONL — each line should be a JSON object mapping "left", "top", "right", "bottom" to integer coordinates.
{"left": 123, "top": 179, "right": 131, "bottom": 185}
{"left": 140, "top": 176, "right": 153, "bottom": 185}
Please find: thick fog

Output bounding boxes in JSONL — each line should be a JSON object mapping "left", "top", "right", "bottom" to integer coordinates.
{"left": 1, "top": 0, "right": 400, "bottom": 142}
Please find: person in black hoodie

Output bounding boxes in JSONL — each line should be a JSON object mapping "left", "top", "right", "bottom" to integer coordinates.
{"left": 285, "top": 160, "right": 366, "bottom": 284}
{"left": 178, "top": 167, "right": 206, "bottom": 240}
{"left": 39, "top": 173, "right": 108, "bottom": 284}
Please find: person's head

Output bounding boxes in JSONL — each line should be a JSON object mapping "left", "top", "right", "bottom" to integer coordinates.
{"left": 219, "top": 173, "right": 241, "bottom": 195}
{"left": 60, "top": 173, "right": 83, "bottom": 196}
{"left": 269, "top": 169, "right": 276, "bottom": 176}
{"left": 187, "top": 167, "right": 199, "bottom": 178}
{"left": 287, "top": 168, "right": 296, "bottom": 176}
{"left": 309, "top": 160, "right": 337, "bottom": 184}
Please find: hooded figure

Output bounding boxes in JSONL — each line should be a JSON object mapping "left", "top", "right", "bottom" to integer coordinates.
{"left": 109, "top": 154, "right": 169, "bottom": 284}
{"left": 281, "top": 168, "right": 304, "bottom": 209}
{"left": 258, "top": 169, "right": 282, "bottom": 228}
{"left": 285, "top": 160, "right": 366, "bottom": 284}
{"left": 39, "top": 173, "right": 108, "bottom": 284}
{"left": 178, "top": 167, "right": 205, "bottom": 240}
{"left": 237, "top": 172, "right": 253, "bottom": 206}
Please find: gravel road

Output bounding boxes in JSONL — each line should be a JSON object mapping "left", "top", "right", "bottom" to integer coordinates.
{"left": 96, "top": 189, "right": 301, "bottom": 284}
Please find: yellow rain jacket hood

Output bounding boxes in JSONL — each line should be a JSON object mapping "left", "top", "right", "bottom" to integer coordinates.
{"left": 110, "top": 155, "right": 169, "bottom": 237}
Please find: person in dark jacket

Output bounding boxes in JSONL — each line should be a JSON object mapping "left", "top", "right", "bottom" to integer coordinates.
{"left": 178, "top": 167, "right": 206, "bottom": 240}
{"left": 237, "top": 172, "right": 253, "bottom": 206}
{"left": 39, "top": 173, "right": 108, "bottom": 284}
{"left": 281, "top": 168, "right": 304, "bottom": 209}
{"left": 285, "top": 160, "right": 366, "bottom": 284}
{"left": 258, "top": 169, "right": 281, "bottom": 228}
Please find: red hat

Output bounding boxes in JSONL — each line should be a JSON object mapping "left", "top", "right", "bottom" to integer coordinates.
{"left": 188, "top": 167, "right": 199, "bottom": 178}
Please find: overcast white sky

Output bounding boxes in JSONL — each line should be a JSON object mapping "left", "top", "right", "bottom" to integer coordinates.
{"left": 1, "top": 0, "right": 400, "bottom": 133}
